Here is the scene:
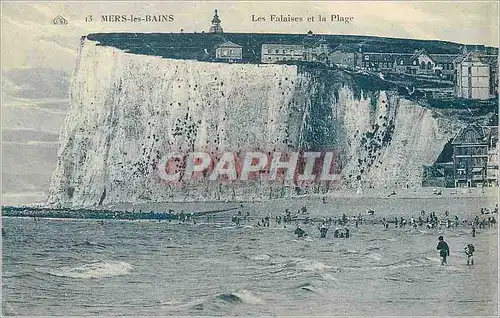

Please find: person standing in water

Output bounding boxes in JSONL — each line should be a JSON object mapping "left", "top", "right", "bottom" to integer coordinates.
{"left": 437, "top": 236, "right": 450, "bottom": 265}
{"left": 317, "top": 223, "right": 329, "bottom": 238}
{"left": 294, "top": 225, "right": 307, "bottom": 238}
{"left": 465, "top": 244, "right": 475, "bottom": 265}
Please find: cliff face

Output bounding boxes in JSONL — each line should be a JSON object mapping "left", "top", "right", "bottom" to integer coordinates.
{"left": 48, "top": 39, "right": 461, "bottom": 207}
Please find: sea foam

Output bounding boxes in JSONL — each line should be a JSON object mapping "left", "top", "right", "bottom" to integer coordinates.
{"left": 48, "top": 260, "right": 132, "bottom": 279}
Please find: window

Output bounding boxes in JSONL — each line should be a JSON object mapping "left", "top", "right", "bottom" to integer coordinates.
{"left": 400, "top": 59, "right": 404, "bottom": 65}
{"left": 490, "top": 67, "right": 496, "bottom": 95}
{"left": 427, "top": 61, "right": 432, "bottom": 69}
{"left": 276, "top": 50, "right": 279, "bottom": 54}
{"left": 413, "top": 60, "right": 417, "bottom": 65}
{"left": 283, "top": 50, "right": 287, "bottom": 54}
{"left": 365, "top": 55, "right": 369, "bottom": 60}
{"left": 268, "top": 49, "right": 272, "bottom": 54}
{"left": 230, "top": 49, "right": 234, "bottom": 54}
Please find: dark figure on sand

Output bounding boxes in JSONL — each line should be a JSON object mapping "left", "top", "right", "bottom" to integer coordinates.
{"left": 437, "top": 236, "right": 450, "bottom": 265}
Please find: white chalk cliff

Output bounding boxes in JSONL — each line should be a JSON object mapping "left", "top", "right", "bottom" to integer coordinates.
{"left": 48, "top": 39, "right": 462, "bottom": 207}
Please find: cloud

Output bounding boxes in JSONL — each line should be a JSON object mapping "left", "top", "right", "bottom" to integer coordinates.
{"left": 1, "top": 1, "right": 498, "bottom": 70}
{"left": 1, "top": 192, "right": 49, "bottom": 206}
{"left": 2, "top": 128, "right": 60, "bottom": 143}
{"left": 2, "top": 105, "right": 67, "bottom": 134}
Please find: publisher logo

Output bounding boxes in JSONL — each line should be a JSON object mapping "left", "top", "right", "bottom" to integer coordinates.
{"left": 52, "top": 15, "right": 68, "bottom": 25}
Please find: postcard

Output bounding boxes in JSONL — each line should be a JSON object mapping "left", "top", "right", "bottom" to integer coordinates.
{"left": 1, "top": 1, "right": 498, "bottom": 316}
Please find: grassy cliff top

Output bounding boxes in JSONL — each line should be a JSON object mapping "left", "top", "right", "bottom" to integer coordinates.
{"left": 86, "top": 32, "right": 497, "bottom": 63}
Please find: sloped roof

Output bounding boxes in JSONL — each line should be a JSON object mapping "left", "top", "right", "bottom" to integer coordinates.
{"left": 217, "top": 40, "right": 242, "bottom": 48}
{"left": 452, "top": 123, "right": 487, "bottom": 145}
{"left": 458, "top": 51, "right": 498, "bottom": 66}
{"left": 411, "top": 49, "right": 436, "bottom": 63}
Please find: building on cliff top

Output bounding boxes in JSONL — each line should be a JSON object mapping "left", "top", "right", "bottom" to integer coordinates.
{"left": 260, "top": 33, "right": 331, "bottom": 64}
{"left": 328, "top": 44, "right": 362, "bottom": 69}
{"left": 410, "top": 49, "right": 436, "bottom": 75}
{"left": 451, "top": 124, "right": 498, "bottom": 187}
{"left": 303, "top": 36, "right": 329, "bottom": 63}
{"left": 360, "top": 50, "right": 459, "bottom": 80}
{"left": 215, "top": 40, "right": 242, "bottom": 61}
{"left": 454, "top": 51, "right": 498, "bottom": 100}
{"left": 260, "top": 44, "right": 306, "bottom": 63}
{"left": 432, "top": 54, "right": 457, "bottom": 81}
{"left": 209, "top": 9, "right": 223, "bottom": 33}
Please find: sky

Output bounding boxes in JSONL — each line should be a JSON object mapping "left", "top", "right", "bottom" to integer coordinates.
{"left": 1, "top": 0, "right": 499, "bottom": 205}
{"left": 1, "top": 1, "right": 499, "bottom": 71}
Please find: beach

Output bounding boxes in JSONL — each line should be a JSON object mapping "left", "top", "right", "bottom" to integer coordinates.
{"left": 2, "top": 194, "right": 498, "bottom": 316}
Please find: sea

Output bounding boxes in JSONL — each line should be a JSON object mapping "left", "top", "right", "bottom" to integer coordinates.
{"left": 2, "top": 195, "right": 498, "bottom": 316}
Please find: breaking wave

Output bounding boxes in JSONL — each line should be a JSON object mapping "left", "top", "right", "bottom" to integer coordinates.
{"left": 300, "top": 260, "right": 332, "bottom": 272}
{"left": 365, "top": 252, "right": 383, "bottom": 261}
{"left": 339, "top": 248, "right": 360, "bottom": 255}
{"left": 46, "top": 261, "right": 132, "bottom": 279}
{"left": 247, "top": 254, "right": 272, "bottom": 261}
{"left": 344, "top": 256, "right": 438, "bottom": 272}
